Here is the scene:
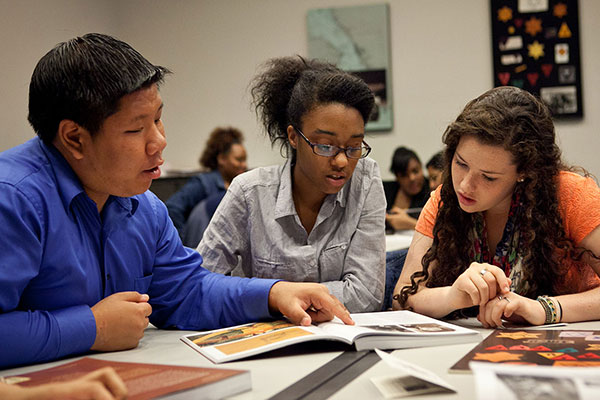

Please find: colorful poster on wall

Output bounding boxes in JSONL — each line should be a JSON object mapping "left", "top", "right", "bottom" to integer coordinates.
{"left": 307, "top": 3, "right": 393, "bottom": 131}
{"left": 491, "top": 0, "right": 583, "bottom": 117}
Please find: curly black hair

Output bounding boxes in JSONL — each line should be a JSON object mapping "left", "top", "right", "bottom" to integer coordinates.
{"left": 249, "top": 55, "right": 374, "bottom": 161}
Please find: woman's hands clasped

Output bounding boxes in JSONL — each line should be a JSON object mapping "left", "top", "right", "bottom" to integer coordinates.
{"left": 449, "top": 262, "right": 547, "bottom": 328}
{"left": 450, "top": 262, "right": 511, "bottom": 309}
{"left": 477, "top": 292, "right": 546, "bottom": 328}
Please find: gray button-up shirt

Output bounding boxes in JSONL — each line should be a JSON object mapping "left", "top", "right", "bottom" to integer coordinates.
{"left": 197, "top": 157, "right": 386, "bottom": 312}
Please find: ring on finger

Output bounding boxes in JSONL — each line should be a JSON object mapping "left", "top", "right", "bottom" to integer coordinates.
{"left": 498, "top": 295, "right": 503, "bottom": 301}
{"left": 503, "top": 297, "right": 510, "bottom": 303}
{"left": 479, "top": 268, "right": 488, "bottom": 276}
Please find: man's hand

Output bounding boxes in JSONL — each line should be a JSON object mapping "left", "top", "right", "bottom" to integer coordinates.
{"left": 90, "top": 291, "right": 152, "bottom": 351}
{"left": 268, "top": 282, "right": 354, "bottom": 326}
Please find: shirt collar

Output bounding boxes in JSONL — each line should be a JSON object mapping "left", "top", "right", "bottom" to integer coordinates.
{"left": 273, "top": 160, "right": 348, "bottom": 220}
{"left": 274, "top": 160, "right": 297, "bottom": 219}
{"left": 39, "top": 140, "right": 139, "bottom": 216}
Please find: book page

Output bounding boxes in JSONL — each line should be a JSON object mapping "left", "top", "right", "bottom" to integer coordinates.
{"left": 319, "top": 310, "right": 476, "bottom": 338}
{"left": 181, "top": 320, "right": 351, "bottom": 363}
{"left": 373, "top": 349, "right": 455, "bottom": 394}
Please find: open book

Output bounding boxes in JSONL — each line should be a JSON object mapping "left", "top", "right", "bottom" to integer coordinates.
{"left": 3, "top": 357, "right": 250, "bottom": 400}
{"left": 181, "top": 310, "right": 480, "bottom": 364}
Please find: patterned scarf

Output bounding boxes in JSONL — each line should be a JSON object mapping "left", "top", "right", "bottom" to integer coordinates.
{"left": 468, "top": 190, "right": 528, "bottom": 294}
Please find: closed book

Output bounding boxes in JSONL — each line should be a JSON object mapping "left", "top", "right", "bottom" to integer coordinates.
{"left": 181, "top": 310, "right": 480, "bottom": 363}
{"left": 4, "top": 357, "right": 250, "bottom": 399}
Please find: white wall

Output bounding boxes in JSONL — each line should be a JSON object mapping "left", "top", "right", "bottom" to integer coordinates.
{"left": 0, "top": 0, "right": 120, "bottom": 154}
{"left": 2, "top": 0, "right": 599, "bottom": 179}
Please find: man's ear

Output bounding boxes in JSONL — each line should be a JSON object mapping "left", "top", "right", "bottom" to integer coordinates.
{"left": 55, "top": 120, "right": 89, "bottom": 160}
{"left": 287, "top": 125, "right": 298, "bottom": 150}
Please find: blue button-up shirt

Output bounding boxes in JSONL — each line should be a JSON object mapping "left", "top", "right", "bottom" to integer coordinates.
{"left": 0, "top": 138, "right": 276, "bottom": 369}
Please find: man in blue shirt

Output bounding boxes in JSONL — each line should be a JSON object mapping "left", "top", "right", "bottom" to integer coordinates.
{"left": 0, "top": 33, "right": 352, "bottom": 369}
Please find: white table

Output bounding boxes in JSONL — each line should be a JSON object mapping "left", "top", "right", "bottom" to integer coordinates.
{"left": 3, "top": 320, "right": 600, "bottom": 399}
{"left": 385, "top": 230, "right": 414, "bottom": 252}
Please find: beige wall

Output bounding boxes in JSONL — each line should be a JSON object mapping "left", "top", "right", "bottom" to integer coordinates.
{"left": 1, "top": 0, "right": 599, "bottom": 179}
{"left": 0, "top": 0, "right": 120, "bottom": 156}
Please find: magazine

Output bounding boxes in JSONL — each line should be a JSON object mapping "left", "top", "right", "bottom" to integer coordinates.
{"left": 451, "top": 329, "right": 600, "bottom": 373}
{"left": 181, "top": 310, "right": 480, "bottom": 364}
{"left": 2, "top": 357, "right": 250, "bottom": 400}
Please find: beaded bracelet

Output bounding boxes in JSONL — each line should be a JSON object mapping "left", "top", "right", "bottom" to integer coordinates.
{"left": 537, "top": 295, "right": 558, "bottom": 324}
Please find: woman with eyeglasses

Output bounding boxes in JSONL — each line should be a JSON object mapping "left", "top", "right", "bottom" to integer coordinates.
{"left": 196, "top": 56, "right": 386, "bottom": 313}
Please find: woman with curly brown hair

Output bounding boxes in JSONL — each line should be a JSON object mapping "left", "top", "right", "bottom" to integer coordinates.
{"left": 392, "top": 86, "right": 600, "bottom": 327}
{"left": 166, "top": 126, "right": 247, "bottom": 242}
{"left": 197, "top": 56, "right": 386, "bottom": 313}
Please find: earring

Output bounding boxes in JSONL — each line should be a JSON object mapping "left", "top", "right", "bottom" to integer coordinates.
{"left": 517, "top": 178, "right": 525, "bottom": 183}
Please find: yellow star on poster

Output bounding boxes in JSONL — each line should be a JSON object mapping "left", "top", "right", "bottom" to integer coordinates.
{"left": 525, "top": 16, "right": 543, "bottom": 36}
{"left": 554, "top": 3, "right": 568, "bottom": 18}
{"left": 558, "top": 22, "right": 572, "bottom": 38}
{"left": 497, "top": 331, "right": 542, "bottom": 340}
{"left": 498, "top": 6, "right": 512, "bottom": 23}
{"left": 538, "top": 352, "right": 565, "bottom": 360}
{"left": 528, "top": 41, "right": 545, "bottom": 60}
{"left": 474, "top": 352, "right": 524, "bottom": 362}
{"left": 508, "top": 26, "right": 515, "bottom": 34}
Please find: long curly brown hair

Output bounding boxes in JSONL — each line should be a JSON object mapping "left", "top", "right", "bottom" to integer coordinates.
{"left": 399, "top": 86, "right": 586, "bottom": 309}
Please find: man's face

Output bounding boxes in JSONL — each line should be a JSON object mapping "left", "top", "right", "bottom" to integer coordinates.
{"left": 78, "top": 84, "right": 166, "bottom": 208}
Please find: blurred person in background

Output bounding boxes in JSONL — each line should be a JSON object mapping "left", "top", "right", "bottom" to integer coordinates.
{"left": 384, "top": 146, "right": 430, "bottom": 231}
{"left": 166, "top": 127, "right": 247, "bottom": 245}
{"left": 426, "top": 151, "right": 444, "bottom": 191}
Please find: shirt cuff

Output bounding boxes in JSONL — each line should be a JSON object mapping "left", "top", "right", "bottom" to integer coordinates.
{"left": 241, "top": 278, "right": 281, "bottom": 320}
{"left": 53, "top": 305, "right": 97, "bottom": 357}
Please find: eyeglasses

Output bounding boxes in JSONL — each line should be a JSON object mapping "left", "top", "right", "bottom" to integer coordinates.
{"left": 293, "top": 126, "right": 371, "bottom": 159}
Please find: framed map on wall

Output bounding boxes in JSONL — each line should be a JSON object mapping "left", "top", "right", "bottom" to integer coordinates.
{"left": 307, "top": 3, "right": 393, "bottom": 131}
{"left": 491, "top": 0, "right": 583, "bottom": 118}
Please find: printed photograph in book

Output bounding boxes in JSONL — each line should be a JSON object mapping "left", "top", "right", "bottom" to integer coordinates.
{"left": 451, "top": 329, "right": 600, "bottom": 373}
{"left": 188, "top": 320, "right": 295, "bottom": 347}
